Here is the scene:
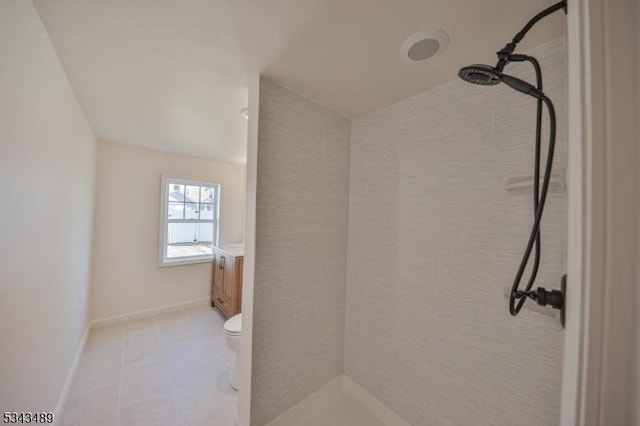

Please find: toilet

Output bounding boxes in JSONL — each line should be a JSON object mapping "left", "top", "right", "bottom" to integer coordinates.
{"left": 223, "top": 313, "right": 242, "bottom": 390}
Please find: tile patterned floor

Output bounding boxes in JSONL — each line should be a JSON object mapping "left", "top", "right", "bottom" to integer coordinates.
{"left": 60, "top": 305, "right": 237, "bottom": 426}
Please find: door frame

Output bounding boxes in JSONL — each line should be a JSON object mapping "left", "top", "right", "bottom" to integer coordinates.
{"left": 237, "top": 73, "right": 259, "bottom": 426}
{"left": 560, "top": 0, "right": 605, "bottom": 422}
{"left": 561, "top": 0, "right": 638, "bottom": 424}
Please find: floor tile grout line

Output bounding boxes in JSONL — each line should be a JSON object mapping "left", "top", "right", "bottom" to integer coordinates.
{"left": 116, "top": 325, "right": 124, "bottom": 426}
{"left": 183, "top": 308, "right": 197, "bottom": 335}
{"left": 154, "top": 315, "right": 178, "bottom": 418}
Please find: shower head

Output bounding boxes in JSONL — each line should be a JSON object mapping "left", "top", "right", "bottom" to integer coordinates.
{"left": 458, "top": 64, "right": 544, "bottom": 99}
{"left": 458, "top": 64, "right": 501, "bottom": 86}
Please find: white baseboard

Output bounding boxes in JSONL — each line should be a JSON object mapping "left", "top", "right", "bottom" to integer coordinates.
{"left": 53, "top": 323, "right": 90, "bottom": 425}
{"left": 91, "top": 297, "right": 210, "bottom": 329}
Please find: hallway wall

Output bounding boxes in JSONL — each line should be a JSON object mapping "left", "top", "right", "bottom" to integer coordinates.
{"left": 0, "top": 1, "right": 97, "bottom": 413}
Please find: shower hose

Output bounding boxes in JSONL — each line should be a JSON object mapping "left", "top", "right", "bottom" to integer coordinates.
{"left": 509, "top": 56, "right": 557, "bottom": 315}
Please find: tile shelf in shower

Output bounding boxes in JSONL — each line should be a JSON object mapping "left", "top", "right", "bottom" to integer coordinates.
{"left": 505, "top": 167, "right": 566, "bottom": 195}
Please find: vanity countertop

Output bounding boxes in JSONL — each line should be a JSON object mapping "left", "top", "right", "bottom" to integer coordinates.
{"left": 215, "top": 243, "right": 244, "bottom": 257}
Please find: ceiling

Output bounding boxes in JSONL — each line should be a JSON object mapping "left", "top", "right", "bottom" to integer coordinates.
{"left": 34, "top": 0, "right": 566, "bottom": 163}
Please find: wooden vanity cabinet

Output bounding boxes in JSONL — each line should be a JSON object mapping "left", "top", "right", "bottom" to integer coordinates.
{"left": 211, "top": 247, "right": 243, "bottom": 318}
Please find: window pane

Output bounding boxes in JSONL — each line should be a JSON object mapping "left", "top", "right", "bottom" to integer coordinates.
{"left": 167, "top": 202, "right": 184, "bottom": 220}
{"left": 167, "top": 222, "right": 214, "bottom": 258}
{"left": 167, "top": 184, "right": 185, "bottom": 202}
{"left": 200, "top": 186, "right": 215, "bottom": 203}
{"left": 185, "top": 202, "right": 199, "bottom": 219}
{"left": 185, "top": 185, "right": 200, "bottom": 203}
{"left": 199, "top": 203, "right": 214, "bottom": 219}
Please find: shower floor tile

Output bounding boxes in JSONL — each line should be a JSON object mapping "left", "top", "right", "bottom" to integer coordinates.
{"left": 266, "top": 376, "right": 409, "bottom": 426}
{"left": 268, "top": 396, "right": 384, "bottom": 426}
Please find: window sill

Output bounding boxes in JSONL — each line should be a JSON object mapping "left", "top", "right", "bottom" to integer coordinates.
{"left": 159, "top": 257, "right": 213, "bottom": 268}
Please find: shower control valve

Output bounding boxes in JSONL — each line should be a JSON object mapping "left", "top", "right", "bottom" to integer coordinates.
{"left": 512, "top": 274, "right": 567, "bottom": 327}
{"left": 535, "top": 287, "right": 563, "bottom": 310}
{"left": 513, "top": 287, "right": 562, "bottom": 310}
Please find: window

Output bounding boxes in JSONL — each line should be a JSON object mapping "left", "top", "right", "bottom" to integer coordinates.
{"left": 161, "top": 177, "right": 220, "bottom": 265}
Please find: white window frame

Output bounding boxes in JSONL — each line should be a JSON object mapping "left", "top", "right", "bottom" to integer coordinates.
{"left": 159, "top": 176, "right": 220, "bottom": 267}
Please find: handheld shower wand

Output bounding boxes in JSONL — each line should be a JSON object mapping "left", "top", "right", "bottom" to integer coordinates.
{"left": 457, "top": 1, "right": 567, "bottom": 326}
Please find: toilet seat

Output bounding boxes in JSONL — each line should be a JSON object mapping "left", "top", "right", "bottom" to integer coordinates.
{"left": 224, "top": 313, "right": 242, "bottom": 336}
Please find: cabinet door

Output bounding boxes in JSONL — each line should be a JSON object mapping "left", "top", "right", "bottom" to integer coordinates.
{"left": 221, "top": 255, "right": 235, "bottom": 304}
{"left": 235, "top": 258, "right": 243, "bottom": 315}
{"left": 210, "top": 254, "right": 217, "bottom": 306}
{"left": 213, "top": 254, "right": 231, "bottom": 317}
{"left": 214, "top": 254, "right": 225, "bottom": 291}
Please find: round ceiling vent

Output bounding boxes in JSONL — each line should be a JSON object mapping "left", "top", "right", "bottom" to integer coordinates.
{"left": 401, "top": 29, "right": 449, "bottom": 63}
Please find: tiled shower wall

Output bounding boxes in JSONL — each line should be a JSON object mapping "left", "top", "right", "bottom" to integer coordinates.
{"left": 345, "top": 38, "right": 567, "bottom": 426}
{"left": 251, "top": 79, "right": 351, "bottom": 425}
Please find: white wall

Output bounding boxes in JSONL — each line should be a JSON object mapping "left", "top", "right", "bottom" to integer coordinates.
{"left": 346, "top": 38, "right": 567, "bottom": 426}
{"left": 91, "top": 141, "right": 246, "bottom": 320}
{"left": 597, "top": 0, "right": 639, "bottom": 423}
{"left": 637, "top": 3, "right": 640, "bottom": 423}
{"left": 635, "top": 4, "right": 640, "bottom": 424}
{"left": 250, "top": 79, "right": 351, "bottom": 425}
{"left": 0, "top": 0, "right": 97, "bottom": 413}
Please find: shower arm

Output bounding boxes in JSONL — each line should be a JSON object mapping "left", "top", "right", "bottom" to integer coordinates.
{"left": 494, "top": 0, "right": 567, "bottom": 71}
